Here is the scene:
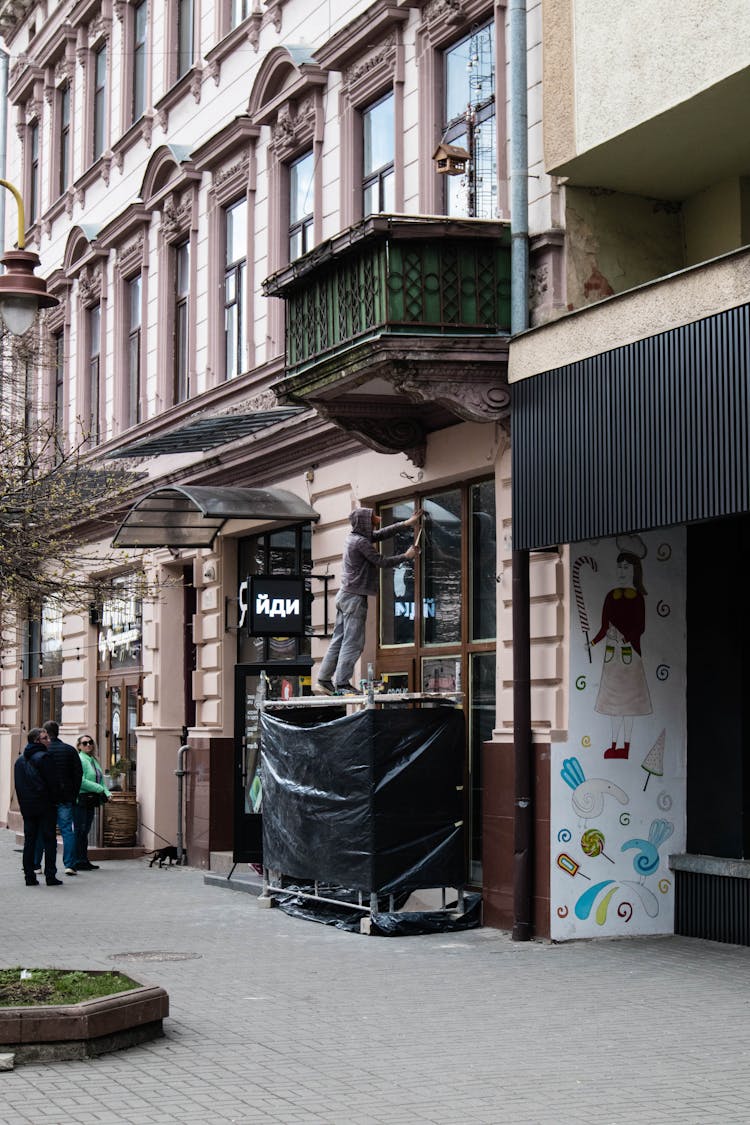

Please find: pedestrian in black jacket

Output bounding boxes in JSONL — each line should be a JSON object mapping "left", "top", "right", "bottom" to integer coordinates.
{"left": 14, "top": 728, "right": 62, "bottom": 885}
{"left": 33, "top": 720, "right": 83, "bottom": 876}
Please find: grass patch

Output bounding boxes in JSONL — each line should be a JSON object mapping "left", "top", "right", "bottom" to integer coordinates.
{"left": 0, "top": 968, "right": 139, "bottom": 1007}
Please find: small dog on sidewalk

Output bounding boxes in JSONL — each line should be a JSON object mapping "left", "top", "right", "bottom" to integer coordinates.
{"left": 148, "top": 845, "right": 184, "bottom": 868}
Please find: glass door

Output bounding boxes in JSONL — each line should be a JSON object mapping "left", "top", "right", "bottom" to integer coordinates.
{"left": 233, "top": 665, "right": 312, "bottom": 863}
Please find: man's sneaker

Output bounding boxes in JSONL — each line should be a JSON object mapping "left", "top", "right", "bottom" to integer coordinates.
{"left": 335, "top": 682, "right": 361, "bottom": 694}
{"left": 46, "top": 878, "right": 63, "bottom": 886}
{"left": 64, "top": 868, "right": 77, "bottom": 876}
{"left": 316, "top": 678, "right": 336, "bottom": 696}
{"left": 34, "top": 866, "right": 42, "bottom": 874}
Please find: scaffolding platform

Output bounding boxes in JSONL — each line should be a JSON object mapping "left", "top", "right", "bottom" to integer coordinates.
{"left": 257, "top": 698, "right": 478, "bottom": 935}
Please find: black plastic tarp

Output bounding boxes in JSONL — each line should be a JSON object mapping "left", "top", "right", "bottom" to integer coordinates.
{"left": 260, "top": 707, "right": 466, "bottom": 896}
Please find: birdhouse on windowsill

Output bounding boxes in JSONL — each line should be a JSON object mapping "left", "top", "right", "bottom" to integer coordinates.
{"left": 432, "top": 143, "right": 470, "bottom": 176}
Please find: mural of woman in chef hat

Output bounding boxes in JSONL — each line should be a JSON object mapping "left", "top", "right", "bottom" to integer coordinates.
{"left": 591, "top": 535, "right": 653, "bottom": 760}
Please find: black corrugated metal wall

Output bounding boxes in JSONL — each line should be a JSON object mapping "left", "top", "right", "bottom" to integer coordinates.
{"left": 512, "top": 303, "right": 750, "bottom": 549}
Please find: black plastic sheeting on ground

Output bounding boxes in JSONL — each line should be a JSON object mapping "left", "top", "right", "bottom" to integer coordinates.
{"left": 261, "top": 707, "right": 466, "bottom": 897}
{"left": 274, "top": 888, "right": 483, "bottom": 936}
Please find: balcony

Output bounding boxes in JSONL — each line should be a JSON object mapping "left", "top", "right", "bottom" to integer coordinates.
{"left": 264, "top": 215, "right": 511, "bottom": 466}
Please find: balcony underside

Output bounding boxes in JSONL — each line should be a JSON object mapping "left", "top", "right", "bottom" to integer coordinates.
{"left": 273, "top": 333, "right": 510, "bottom": 468}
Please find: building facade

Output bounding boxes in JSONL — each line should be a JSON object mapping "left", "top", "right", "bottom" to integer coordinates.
{"left": 5, "top": 0, "right": 745, "bottom": 945}
{"left": 0, "top": 0, "right": 563, "bottom": 925}
{"left": 511, "top": 0, "right": 750, "bottom": 943}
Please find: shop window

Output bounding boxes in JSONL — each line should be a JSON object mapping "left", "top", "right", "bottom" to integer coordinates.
{"left": 237, "top": 525, "right": 312, "bottom": 664}
{"left": 377, "top": 479, "right": 496, "bottom": 884}
{"left": 97, "top": 577, "right": 143, "bottom": 673}
{"left": 442, "top": 21, "right": 496, "bottom": 219}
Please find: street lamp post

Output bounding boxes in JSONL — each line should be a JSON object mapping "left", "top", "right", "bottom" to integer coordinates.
{"left": 0, "top": 179, "right": 58, "bottom": 334}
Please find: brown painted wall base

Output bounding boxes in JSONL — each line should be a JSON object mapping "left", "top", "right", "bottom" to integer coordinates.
{"left": 185, "top": 736, "right": 233, "bottom": 869}
{"left": 482, "top": 739, "right": 551, "bottom": 937}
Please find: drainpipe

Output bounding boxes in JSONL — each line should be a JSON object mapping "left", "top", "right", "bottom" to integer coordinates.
{"left": 175, "top": 744, "right": 190, "bottom": 864}
{"left": 0, "top": 48, "right": 8, "bottom": 260}
{"left": 509, "top": 0, "right": 533, "bottom": 941}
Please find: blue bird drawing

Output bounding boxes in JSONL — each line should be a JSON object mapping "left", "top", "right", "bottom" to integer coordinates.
{"left": 621, "top": 818, "right": 674, "bottom": 877}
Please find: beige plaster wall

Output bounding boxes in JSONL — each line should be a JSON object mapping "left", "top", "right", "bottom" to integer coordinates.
{"left": 684, "top": 177, "right": 750, "bottom": 267}
{"left": 544, "top": 0, "right": 750, "bottom": 166}
{"left": 565, "top": 187, "right": 684, "bottom": 309}
{"left": 509, "top": 245, "right": 750, "bottom": 382}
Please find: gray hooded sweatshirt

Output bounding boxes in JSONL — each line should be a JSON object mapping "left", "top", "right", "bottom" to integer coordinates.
{"left": 340, "top": 507, "right": 414, "bottom": 597}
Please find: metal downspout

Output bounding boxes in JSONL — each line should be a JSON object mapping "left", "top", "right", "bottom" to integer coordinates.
{"left": 175, "top": 745, "right": 190, "bottom": 863}
{"left": 509, "top": 0, "right": 533, "bottom": 941}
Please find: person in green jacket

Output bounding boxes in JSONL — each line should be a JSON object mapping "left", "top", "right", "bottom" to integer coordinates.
{"left": 73, "top": 734, "right": 111, "bottom": 871}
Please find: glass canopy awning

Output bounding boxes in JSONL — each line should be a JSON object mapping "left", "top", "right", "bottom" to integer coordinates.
{"left": 112, "top": 485, "right": 320, "bottom": 548}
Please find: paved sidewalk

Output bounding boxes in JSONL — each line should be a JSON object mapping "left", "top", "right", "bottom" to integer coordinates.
{"left": 1, "top": 827, "right": 749, "bottom": 1125}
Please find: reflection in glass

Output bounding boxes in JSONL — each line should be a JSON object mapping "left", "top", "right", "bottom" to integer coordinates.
{"left": 363, "top": 93, "right": 394, "bottom": 216}
{"left": 378, "top": 501, "right": 415, "bottom": 646}
{"left": 443, "top": 22, "right": 496, "bottom": 219}
{"left": 423, "top": 490, "right": 462, "bottom": 645}
{"left": 469, "top": 651, "right": 495, "bottom": 881}
{"left": 471, "top": 480, "right": 496, "bottom": 640}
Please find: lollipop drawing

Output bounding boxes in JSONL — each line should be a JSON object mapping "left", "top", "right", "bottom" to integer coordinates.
{"left": 572, "top": 555, "right": 598, "bottom": 663}
{"left": 641, "top": 729, "right": 666, "bottom": 790}
{"left": 560, "top": 757, "right": 629, "bottom": 819}
{"left": 621, "top": 818, "right": 674, "bottom": 877}
{"left": 581, "top": 828, "right": 615, "bottom": 863}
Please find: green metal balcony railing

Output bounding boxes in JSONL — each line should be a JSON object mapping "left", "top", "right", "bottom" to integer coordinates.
{"left": 263, "top": 216, "right": 511, "bottom": 377}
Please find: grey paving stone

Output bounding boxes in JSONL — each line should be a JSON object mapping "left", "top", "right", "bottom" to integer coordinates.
{"left": 2, "top": 827, "right": 750, "bottom": 1124}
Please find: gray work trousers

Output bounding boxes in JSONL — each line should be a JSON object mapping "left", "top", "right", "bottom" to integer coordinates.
{"left": 318, "top": 592, "right": 368, "bottom": 686}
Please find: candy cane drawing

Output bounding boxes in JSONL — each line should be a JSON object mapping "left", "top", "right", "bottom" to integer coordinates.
{"left": 572, "top": 555, "right": 598, "bottom": 663}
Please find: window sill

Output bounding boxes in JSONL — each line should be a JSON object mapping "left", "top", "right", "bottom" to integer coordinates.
{"left": 205, "top": 12, "right": 263, "bottom": 84}
{"left": 154, "top": 66, "right": 203, "bottom": 133}
{"left": 73, "top": 154, "right": 114, "bottom": 209}
{"left": 112, "top": 113, "right": 157, "bottom": 168}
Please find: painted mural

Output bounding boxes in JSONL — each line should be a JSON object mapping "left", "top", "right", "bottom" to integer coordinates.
{"left": 551, "top": 529, "right": 686, "bottom": 940}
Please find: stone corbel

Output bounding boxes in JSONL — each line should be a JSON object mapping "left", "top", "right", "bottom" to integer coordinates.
{"left": 316, "top": 402, "right": 426, "bottom": 467}
{"left": 247, "top": 10, "right": 263, "bottom": 50}
{"left": 189, "top": 68, "right": 203, "bottom": 104}
{"left": 65, "top": 188, "right": 75, "bottom": 217}
{"left": 264, "top": 0, "right": 285, "bottom": 33}
{"left": 100, "top": 153, "right": 113, "bottom": 186}
{"left": 393, "top": 368, "right": 510, "bottom": 423}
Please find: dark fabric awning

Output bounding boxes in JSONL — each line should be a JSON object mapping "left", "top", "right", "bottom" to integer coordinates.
{"left": 112, "top": 485, "right": 319, "bottom": 548}
{"left": 109, "top": 408, "right": 304, "bottom": 458}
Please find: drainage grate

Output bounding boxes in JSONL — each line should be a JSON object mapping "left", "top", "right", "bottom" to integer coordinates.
{"left": 109, "top": 951, "right": 202, "bottom": 962}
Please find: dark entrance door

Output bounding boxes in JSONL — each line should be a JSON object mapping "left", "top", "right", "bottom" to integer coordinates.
{"left": 232, "top": 665, "right": 312, "bottom": 864}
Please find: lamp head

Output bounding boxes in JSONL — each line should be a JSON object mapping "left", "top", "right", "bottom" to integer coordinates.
{"left": 0, "top": 249, "right": 58, "bottom": 335}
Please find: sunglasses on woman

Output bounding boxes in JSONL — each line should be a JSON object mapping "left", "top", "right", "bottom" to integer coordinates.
{"left": 80, "top": 739, "right": 94, "bottom": 746}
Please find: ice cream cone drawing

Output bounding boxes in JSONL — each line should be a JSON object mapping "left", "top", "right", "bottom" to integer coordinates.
{"left": 641, "top": 729, "right": 666, "bottom": 790}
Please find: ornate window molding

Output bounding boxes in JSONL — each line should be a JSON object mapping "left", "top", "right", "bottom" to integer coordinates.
{"left": 248, "top": 47, "right": 326, "bottom": 361}
{"left": 98, "top": 203, "right": 151, "bottom": 435}
{"left": 141, "top": 144, "right": 201, "bottom": 408}
{"left": 193, "top": 115, "right": 260, "bottom": 387}
{"left": 415, "top": 1, "right": 507, "bottom": 216}
{"left": 315, "top": 0, "right": 410, "bottom": 226}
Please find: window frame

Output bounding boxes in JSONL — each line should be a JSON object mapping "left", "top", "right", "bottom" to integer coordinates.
{"left": 173, "top": 238, "right": 190, "bottom": 403}
{"left": 88, "top": 302, "right": 102, "bottom": 446}
{"left": 288, "top": 149, "right": 314, "bottom": 261}
{"left": 58, "top": 82, "right": 72, "bottom": 196}
{"left": 131, "top": 0, "right": 148, "bottom": 124}
{"left": 92, "top": 41, "right": 108, "bottom": 163}
{"left": 415, "top": 1, "right": 507, "bottom": 218}
{"left": 27, "top": 117, "right": 41, "bottom": 225}
{"left": 223, "top": 196, "right": 248, "bottom": 381}
{"left": 361, "top": 92, "right": 395, "bottom": 218}
{"left": 126, "top": 273, "right": 143, "bottom": 429}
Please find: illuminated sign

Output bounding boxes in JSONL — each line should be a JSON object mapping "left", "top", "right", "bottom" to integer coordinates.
{"left": 247, "top": 575, "right": 306, "bottom": 637}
